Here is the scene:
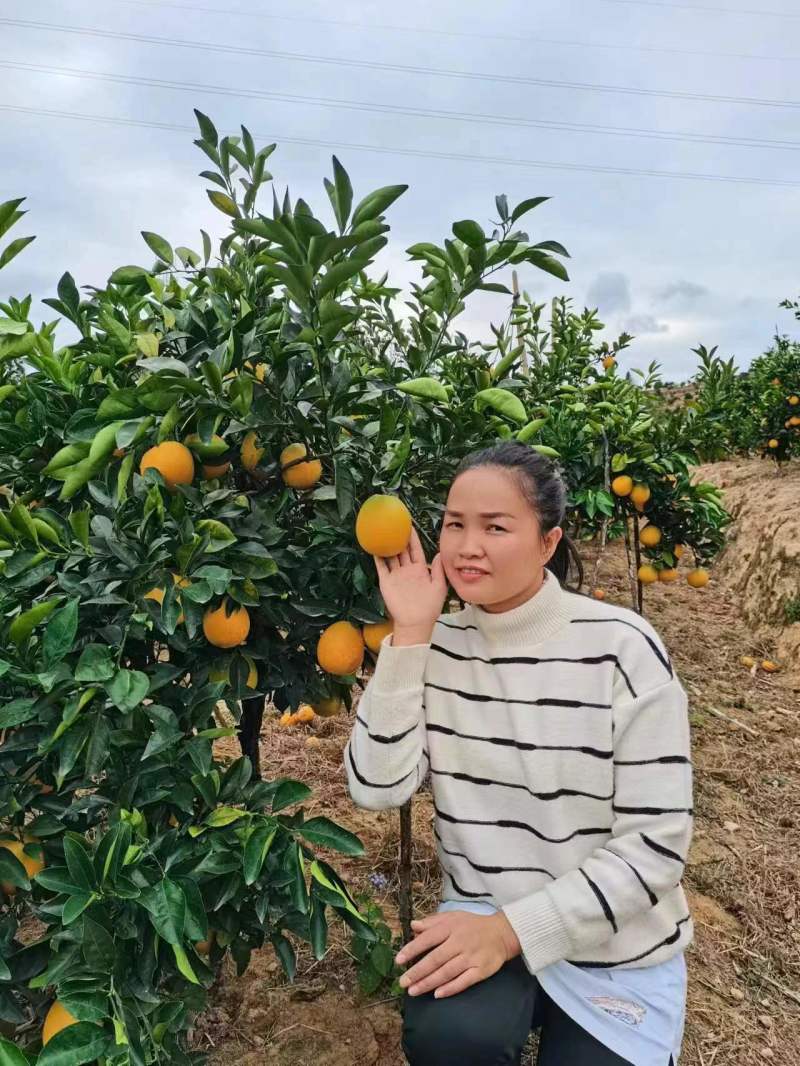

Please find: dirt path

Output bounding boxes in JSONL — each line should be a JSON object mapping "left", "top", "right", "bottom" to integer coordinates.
{"left": 201, "top": 461, "right": 800, "bottom": 1065}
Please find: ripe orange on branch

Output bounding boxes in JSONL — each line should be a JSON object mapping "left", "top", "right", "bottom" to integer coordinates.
{"left": 42, "top": 1001, "right": 78, "bottom": 1046}
{"left": 241, "top": 431, "right": 265, "bottom": 472}
{"left": 658, "top": 568, "right": 679, "bottom": 583}
{"left": 630, "top": 484, "right": 651, "bottom": 510}
{"left": 203, "top": 601, "right": 251, "bottom": 648}
{"left": 639, "top": 525, "right": 662, "bottom": 548}
{"left": 140, "top": 441, "right": 194, "bottom": 490}
{"left": 637, "top": 564, "right": 659, "bottom": 585}
{"left": 312, "top": 697, "right": 344, "bottom": 718}
{"left": 611, "top": 476, "right": 633, "bottom": 497}
{"left": 317, "top": 621, "right": 365, "bottom": 676}
{"left": 280, "top": 443, "right": 322, "bottom": 489}
{"left": 202, "top": 461, "right": 231, "bottom": 479}
{"left": 355, "top": 495, "right": 412, "bottom": 557}
{"left": 363, "top": 620, "right": 393, "bottom": 652}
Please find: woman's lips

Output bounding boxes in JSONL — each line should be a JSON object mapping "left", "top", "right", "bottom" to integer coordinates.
{"left": 456, "top": 568, "right": 489, "bottom": 582}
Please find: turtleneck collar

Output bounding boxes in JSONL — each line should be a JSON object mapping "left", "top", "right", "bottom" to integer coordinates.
{"left": 464, "top": 569, "right": 575, "bottom": 648}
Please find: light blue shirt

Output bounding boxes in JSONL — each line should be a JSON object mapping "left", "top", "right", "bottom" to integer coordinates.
{"left": 437, "top": 899, "right": 686, "bottom": 1066}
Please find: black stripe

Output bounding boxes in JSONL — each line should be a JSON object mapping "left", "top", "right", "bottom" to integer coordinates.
{"left": 570, "top": 617, "right": 673, "bottom": 678}
{"left": 426, "top": 681, "right": 611, "bottom": 711}
{"left": 580, "top": 869, "right": 618, "bottom": 933}
{"left": 435, "top": 804, "right": 610, "bottom": 844}
{"left": 427, "top": 721, "right": 613, "bottom": 760}
{"left": 615, "top": 755, "right": 691, "bottom": 766}
{"left": 430, "top": 765, "right": 613, "bottom": 803}
{"left": 641, "top": 833, "right": 684, "bottom": 864}
{"left": 346, "top": 746, "right": 416, "bottom": 790}
{"left": 436, "top": 619, "right": 478, "bottom": 632}
{"left": 571, "top": 914, "right": 691, "bottom": 968}
{"left": 441, "top": 863, "right": 494, "bottom": 899}
{"left": 434, "top": 829, "right": 557, "bottom": 879}
{"left": 609, "top": 851, "right": 659, "bottom": 907}
{"left": 613, "top": 805, "right": 694, "bottom": 816}
{"left": 355, "top": 714, "right": 417, "bottom": 744}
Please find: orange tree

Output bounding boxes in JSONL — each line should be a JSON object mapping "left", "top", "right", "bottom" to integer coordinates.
{"left": 0, "top": 111, "right": 574, "bottom": 1062}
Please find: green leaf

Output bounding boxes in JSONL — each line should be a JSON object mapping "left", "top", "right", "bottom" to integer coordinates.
{"left": 271, "top": 933, "right": 296, "bottom": 981}
{"left": 510, "top": 195, "right": 550, "bottom": 224}
{"left": 35, "top": 866, "right": 84, "bottom": 895}
{"left": 194, "top": 108, "right": 219, "bottom": 147}
{"left": 0, "top": 236, "right": 35, "bottom": 271}
{"left": 0, "top": 1035, "right": 32, "bottom": 1065}
{"left": 205, "top": 806, "right": 246, "bottom": 828}
{"left": 74, "top": 644, "right": 115, "bottom": 682}
{"left": 196, "top": 519, "right": 236, "bottom": 553}
{"left": 396, "top": 377, "right": 449, "bottom": 403}
{"left": 243, "top": 824, "right": 277, "bottom": 885}
{"left": 0, "top": 849, "right": 30, "bottom": 892}
{"left": 139, "top": 878, "right": 186, "bottom": 945}
{"left": 36, "top": 1021, "right": 110, "bottom": 1066}
{"left": 109, "top": 265, "right": 149, "bottom": 285}
{"left": 272, "top": 779, "right": 312, "bottom": 813}
{"left": 526, "top": 250, "right": 569, "bottom": 283}
{"left": 106, "top": 669, "right": 149, "bottom": 712}
{"left": 171, "top": 943, "right": 200, "bottom": 985}
{"left": 136, "top": 332, "right": 159, "bottom": 358}
{"left": 8, "top": 596, "right": 62, "bottom": 645}
{"left": 42, "top": 598, "right": 79, "bottom": 667}
{"left": 329, "top": 156, "right": 353, "bottom": 232}
{"left": 81, "top": 916, "right": 115, "bottom": 972}
{"left": 474, "top": 387, "right": 527, "bottom": 424}
{"left": 334, "top": 459, "right": 356, "bottom": 521}
{"left": 0, "top": 697, "right": 37, "bottom": 729}
{"left": 63, "top": 836, "right": 96, "bottom": 891}
{"left": 141, "top": 230, "right": 174, "bottom": 265}
{"left": 452, "top": 219, "right": 485, "bottom": 248}
{"left": 531, "top": 444, "right": 560, "bottom": 458}
{"left": 351, "top": 184, "right": 408, "bottom": 227}
{"left": 207, "top": 190, "right": 239, "bottom": 218}
{"left": 298, "top": 817, "right": 364, "bottom": 856}
{"left": 62, "top": 891, "right": 96, "bottom": 925}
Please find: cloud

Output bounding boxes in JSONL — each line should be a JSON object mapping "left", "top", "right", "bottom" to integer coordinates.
{"left": 655, "top": 280, "right": 709, "bottom": 309}
{"left": 623, "top": 314, "right": 669, "bottom": 335}
{"left": 585, "top": 272, "right": 631, "bottom": 315}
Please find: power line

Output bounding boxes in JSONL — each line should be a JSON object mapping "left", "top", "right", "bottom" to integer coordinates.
{"left": 5, "top": 59, "right": 799, "bottom": 154}
{"left": 2, "top": 103, "right": 799, "bottom": 188}
{"left": 104, "top": 0, "right": 800, "bottom": 64}
{"left": 2, "top": 17, "right": 799, "bottom": 110}
{"left": 601, "top": 0, "right": 800, "bottom": 18}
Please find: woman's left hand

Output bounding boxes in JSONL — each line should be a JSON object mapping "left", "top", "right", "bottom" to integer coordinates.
{"left": 395, "top": 911, "right": 522, "bottom": 999}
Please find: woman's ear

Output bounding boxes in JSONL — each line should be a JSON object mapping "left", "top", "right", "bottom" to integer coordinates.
{"left": 542, "top": 526, "right": 564, "bottom": 564}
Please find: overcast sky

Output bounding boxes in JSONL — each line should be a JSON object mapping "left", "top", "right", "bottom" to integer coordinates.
{"left": 1, "top": 0, "right": 798, "bottom": 381}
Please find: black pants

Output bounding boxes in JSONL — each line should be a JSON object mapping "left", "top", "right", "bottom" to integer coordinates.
{"left": 402, "top": 956, "right": 674, "bottom": 1066}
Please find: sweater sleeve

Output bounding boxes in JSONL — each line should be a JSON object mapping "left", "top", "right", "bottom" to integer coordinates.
{"left": 344, "top": 634, "right": 430, "bottom": 811}
{"left": 501, "top": 673, "right": 693, "bottom": 974}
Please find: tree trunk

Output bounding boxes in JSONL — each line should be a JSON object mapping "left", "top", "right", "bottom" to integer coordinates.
{"left": 239, "top": 695, "right": 265, "bottom": 777}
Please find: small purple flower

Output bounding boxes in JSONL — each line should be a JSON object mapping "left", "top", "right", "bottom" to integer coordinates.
{"left": 369, "top": 872, "right": 389, "bottom": 891}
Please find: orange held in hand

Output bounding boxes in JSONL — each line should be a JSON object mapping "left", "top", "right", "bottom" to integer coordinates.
{"left": 317, "top": 621, "right": 365, "bottom": 676}
{"left": 202, "top": 601, "right": 251, "bottom": 648}
{"left": 355, "top": 495, "right": 412, "bottom": 557}
{"left": 140, "top": 441, "right": 195, "bottom": 491}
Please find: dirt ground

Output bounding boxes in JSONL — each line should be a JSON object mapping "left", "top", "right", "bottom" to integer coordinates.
{"left": 200, "top": 458, "right": 800, "bottom": 1066}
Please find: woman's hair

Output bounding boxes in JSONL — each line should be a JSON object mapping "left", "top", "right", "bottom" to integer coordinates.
{"left": 452, "top": 441, "right": 584, "bottom": 591}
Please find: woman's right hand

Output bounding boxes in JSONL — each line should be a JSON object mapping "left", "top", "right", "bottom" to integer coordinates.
{"left": 373, "top": 527, "right": 448, "bottom": 646}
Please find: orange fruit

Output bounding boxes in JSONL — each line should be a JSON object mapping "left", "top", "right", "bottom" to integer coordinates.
{"left": 630, "top": 484, "right": 651, "bottom": 509}
{"left": 687, "top": 568, "right": 709, "bottom": 588}
{"left": 788, "top": 395, "right": 799, "bottom": 406}
{"left": 740, "top": 656, "right": 756, "bottom": 669}
{"left": 761, "top": 660, "right": 780, "bottom": 673}
{"left": 0, "top": 838, "right": 45, "bottom": 896}
{"left": 144, "top": 573, "right": 190, "bottom": 624}
{"left": 42, "top": 1001, "right": 78, "bottom": 1046}
{"left": 639, "top": 525, "right": 662, "bottom": 548}
{"left": 658, "top": 568, "right": 679, "bottom": 583}
{"left": 592, "top": 589, "right": 606, "bottom": 600}
{"left": 363, "top": 620, "right": 393, "bottom": 653}
{"left": 295, "top": 705, "right": 316, "bottom": 724}
{"left": 202, "top": 461, "right": 231, "bottom": 479}
{"left": 209, "top": 655, "right": 257, "bottom": 689}
{"left": 280, "top": 443, "right": 322, "bottom": 489}
{"left": 202, "top": 601, "right": 251, "bottom": 648}
{"left": 278, "top": 712, "right": 294, "bottom": 727}
{"left": 306, "top": 736, "right": 322, "bottom": 749}
{"left": 140, "top": 441, "right": 194, "bottom": 491}
{"left": 317, "top": 621, "right": 365, "bottom": 676}
{"left": 602, "top": 355, "right": 616, "bottom": 370}
{"left": 637, "top": 564, "right": 659, "bottom": 585}
{"left": 790, "top": 417, "right": 800, "bottom": 427}
{"left": 355, "top": 495, "right": 412, "bottom": 557}
{"left": 241, "top": 431, "right": 265, "bottom": 472}
{"left": 673, "top": 544, "right": 685, "bottom": 559}
{"left": 768, "top": 439, "right": 779, "bottom": 449}
{"left": 611, "top": 475, "right": 633, "bottom": 497}
{"left": 312, "top": 697, "right": 344, "bottom": 718}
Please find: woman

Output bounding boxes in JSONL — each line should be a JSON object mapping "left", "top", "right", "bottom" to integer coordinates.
{"left": 345, "top": 441, "right": 692, "bottom": 1066}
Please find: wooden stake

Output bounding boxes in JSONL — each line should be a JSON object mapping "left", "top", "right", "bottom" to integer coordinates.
{"left": 399, "top": 800, "right": 413, "bottom": 943}
{"left": 623, "top": 516, "right": 640, "bottom": 613}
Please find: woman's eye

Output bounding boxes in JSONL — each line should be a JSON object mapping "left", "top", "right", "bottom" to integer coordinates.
{"left": 488, "top": 524, "right": 506, "bottom": 532}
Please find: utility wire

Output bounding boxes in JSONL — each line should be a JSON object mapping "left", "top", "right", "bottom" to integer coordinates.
{"left": 1, "top": 17, "right": 798, "bottom": 110}
{"left": 600, "top": 0, "right": 799, "bottom": 19}
{"left": 97, "top": 0, "right": 800, "bottom": 64}
{"left": 5, "top": 59, "right": 799, "bottom": 153}
{"left": 2, "top": 103, "right": 799, "bottom": 188}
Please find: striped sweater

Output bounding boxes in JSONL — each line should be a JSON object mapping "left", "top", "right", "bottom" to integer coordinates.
{"left": 345, "top": 569, "right": 694, "bottom": 974}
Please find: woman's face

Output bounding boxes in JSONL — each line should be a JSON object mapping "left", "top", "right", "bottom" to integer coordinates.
{"left": 439, "top": 466, "right": 563, "bottom": 612}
